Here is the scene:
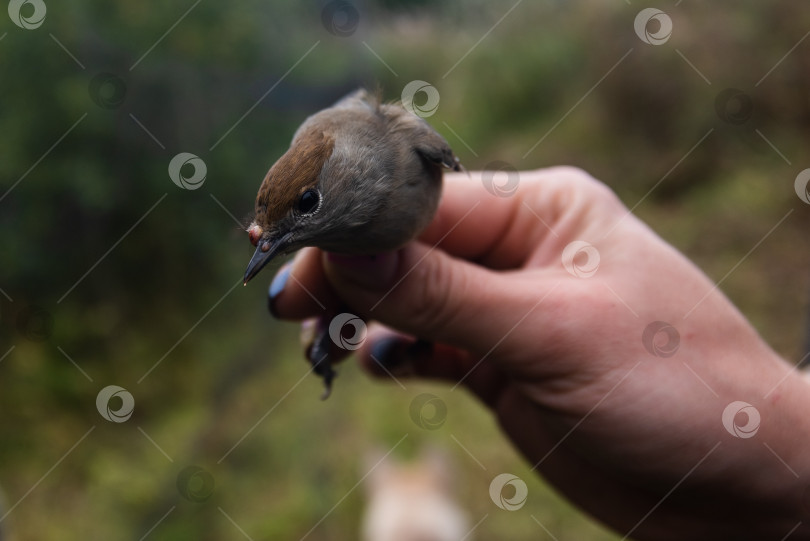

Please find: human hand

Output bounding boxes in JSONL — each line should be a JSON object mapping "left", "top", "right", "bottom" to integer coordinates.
{"left": 269, "top": 168, "right": 810, "bottom": 539}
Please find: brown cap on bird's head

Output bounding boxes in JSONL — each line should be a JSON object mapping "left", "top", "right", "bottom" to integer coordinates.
{"left": 243, "top": 131, "right": 335, "bottom": 285}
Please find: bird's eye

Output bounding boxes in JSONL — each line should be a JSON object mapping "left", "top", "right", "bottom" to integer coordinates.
{"left": 297, "top": 189, "right": 320, "bottom": 215}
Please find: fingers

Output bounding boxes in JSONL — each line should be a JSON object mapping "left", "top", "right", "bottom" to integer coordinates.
{"left": 418, "top": 170, "right": 534, "bottom": 269}
{"left": 269, "top": 247, "right": 339, "bottom": 320}
{"left": 421, "top": 167, "right": 613, "bottom": 269}
{"left": 272, "top": 229, "right": 561, "bottom": 363}
{"left": 322, "top": 240, "right": 557, "bottom": 360}
{"left": 356, "top": 325, "right": 508, "bottom": 408}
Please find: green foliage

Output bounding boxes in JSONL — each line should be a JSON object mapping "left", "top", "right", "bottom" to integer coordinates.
{"left": 0, "top": 0, "right": 808, "bottom": 539}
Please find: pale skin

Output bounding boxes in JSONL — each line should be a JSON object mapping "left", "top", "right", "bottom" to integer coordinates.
{"left": 269, "top": 167, "right": 810, "bottom": 539}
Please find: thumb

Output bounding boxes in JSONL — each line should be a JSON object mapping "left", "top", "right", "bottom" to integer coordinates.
{"left": 322, "top": 243, "right": 553, "bottom": 358}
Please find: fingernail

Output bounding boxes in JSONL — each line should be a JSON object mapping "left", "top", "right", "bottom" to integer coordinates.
{"left": 370, "top": 336, "right": 409, "bottom": 373}
{"left": 326, "top": 252, "right": 399, "bottom": 290}
{"left": 267, "top": 263, "right": 291, "bottom": 316}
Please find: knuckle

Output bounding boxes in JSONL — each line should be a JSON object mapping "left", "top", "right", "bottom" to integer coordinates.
{"left": 548, "top": 165, "right": 593, "bottom": 181}
{"left": 401, "top": 252, "right": 466, "bottom": 338}
{"left": 542, "top": 166, "right": 626, "bottom": 215}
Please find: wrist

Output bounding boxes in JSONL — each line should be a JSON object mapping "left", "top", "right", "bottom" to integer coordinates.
{"left": 694, "top": 348, "right": 810, "bottom": 535}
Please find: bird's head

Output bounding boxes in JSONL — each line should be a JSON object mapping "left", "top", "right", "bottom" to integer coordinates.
{"left": 243, "top": 131, "right": 337, "bottom": 285}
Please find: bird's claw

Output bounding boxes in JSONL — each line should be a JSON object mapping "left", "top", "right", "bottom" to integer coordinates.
{"left": 309, "top": 318, "right": 337, "bottom": 400}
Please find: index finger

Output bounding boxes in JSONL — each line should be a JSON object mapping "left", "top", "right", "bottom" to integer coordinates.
{"left": 420, "top": 167, "right": 581, "bottom": 269}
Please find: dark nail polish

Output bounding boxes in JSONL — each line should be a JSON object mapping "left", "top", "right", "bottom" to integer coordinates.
{"left": 370, "top": 336, "right": 408, "bottom": 372}
{"left": 267, "top": 264, "right": 291, "bottom": 315}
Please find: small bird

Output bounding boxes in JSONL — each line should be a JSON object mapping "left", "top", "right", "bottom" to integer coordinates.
{"left": 243, "top": 88, "right": 461, "bottom": 397}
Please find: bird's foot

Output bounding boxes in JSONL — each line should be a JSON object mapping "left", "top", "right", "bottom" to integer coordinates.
{"left": 308, "top": 317, "right": 337, "bottom": 400}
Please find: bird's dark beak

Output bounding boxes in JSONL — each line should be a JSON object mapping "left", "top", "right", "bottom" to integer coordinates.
{"left": 243, "top": 233, "right": 292, "bottom": 285}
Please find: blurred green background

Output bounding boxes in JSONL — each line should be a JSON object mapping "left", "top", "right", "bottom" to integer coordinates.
{"left": 1, "top": 0, "right": 809, "bottom": 539}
